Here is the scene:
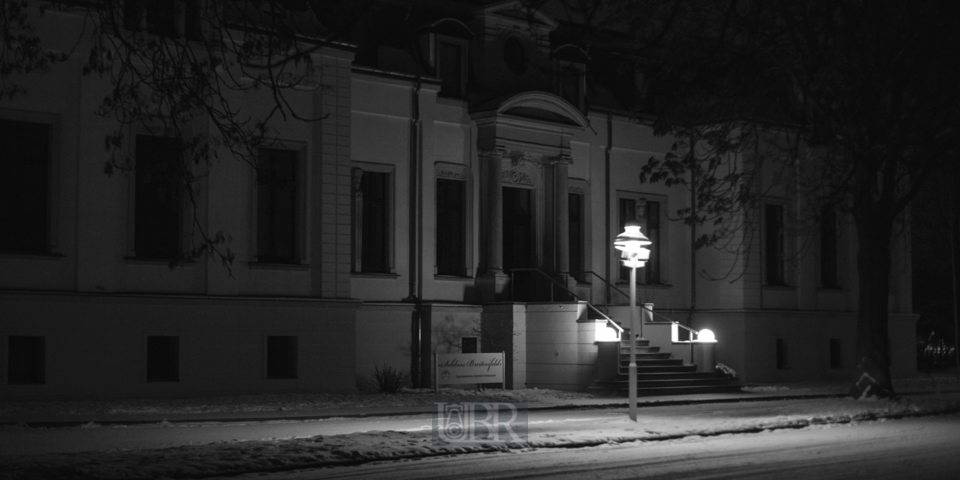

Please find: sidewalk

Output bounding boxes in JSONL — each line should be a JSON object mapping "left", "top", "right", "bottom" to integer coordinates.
{"left": 3, "top": 376, "right": 959, "bottom": 427}
{"left": 2, "top": 379, "right": 960, "bottom": 480}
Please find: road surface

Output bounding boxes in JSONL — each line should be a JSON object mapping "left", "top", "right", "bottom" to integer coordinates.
{"left": 248, "top": 414, "right": 960, "bottom": 479}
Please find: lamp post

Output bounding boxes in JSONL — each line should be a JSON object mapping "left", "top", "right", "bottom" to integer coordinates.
{"left": 614, "top": 219, "right": 652, "bottom": 422}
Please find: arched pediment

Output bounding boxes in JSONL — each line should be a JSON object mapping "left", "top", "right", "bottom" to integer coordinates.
{"left": 423, "top": 18, "right": 474, "bottom": 38}
{"left": 496, "top": 92, "right": 588, "bottom": 128}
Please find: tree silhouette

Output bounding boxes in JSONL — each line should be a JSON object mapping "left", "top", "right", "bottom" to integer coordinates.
{"left": 2, "top": 0, "right": 368, "bottom": 269}
{"left": 580, "top": 0, "right": 960, "bottom": 398}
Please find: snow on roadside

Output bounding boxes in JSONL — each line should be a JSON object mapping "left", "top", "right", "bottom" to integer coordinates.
{"left": 2, "top": 394, "right": 959, "bottom": 480}
{"left": 0, "top": 387, "right": 597, "bottom": 418}
{"left": 1, "top": 375, "right": 956, "bottom": 420}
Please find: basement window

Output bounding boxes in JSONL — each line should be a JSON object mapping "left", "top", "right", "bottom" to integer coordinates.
{"left": 829, "top": 339, "right": 843, "bottom": 369}
{"left": 461, "top": 336, "right": 478, "bottom": 354}
{"left": 146, "top": 336, "right": 180, "bottom": 382}
{"left": 266, "top": 336, "right": 298, "bottom": 379}
{"left": 7, "top": 336, "right": 45, "bottom": 385}
{"left": 776, "top": 338, "right": 790, "bottom": 370}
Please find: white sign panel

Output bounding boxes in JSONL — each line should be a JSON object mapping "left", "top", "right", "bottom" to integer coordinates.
{"left": 435, "top": 352, "right": 504, "bottom": 386}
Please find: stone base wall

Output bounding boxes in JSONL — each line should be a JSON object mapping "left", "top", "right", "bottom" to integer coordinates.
{"left": 1, "top": 292, "right": 359, "bottom": 400}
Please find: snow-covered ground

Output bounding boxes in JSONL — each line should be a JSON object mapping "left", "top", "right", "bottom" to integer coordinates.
{"left": 1, "top": 375, "right": 959, "bottom": 480}
{"left": 3, "top": 374, "right": 956, "bottom": 420}
{"left": 0, "top": 387, "right": 601, "bottom": 420}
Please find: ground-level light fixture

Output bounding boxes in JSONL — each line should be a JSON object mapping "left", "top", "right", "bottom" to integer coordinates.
{"left": 614, "top": 219, "right": 652, "bottom": 422}
{"left": 696, "top": 329, "right": 717, "bottom": 343}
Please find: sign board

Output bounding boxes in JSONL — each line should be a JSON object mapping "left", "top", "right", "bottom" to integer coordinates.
{"left": 435, "top": 352, "right": 505, "bottom": 390}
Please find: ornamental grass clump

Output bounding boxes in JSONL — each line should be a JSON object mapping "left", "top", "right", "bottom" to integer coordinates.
{"left": 368, "top": 363, "right": 410, "bottom": 393}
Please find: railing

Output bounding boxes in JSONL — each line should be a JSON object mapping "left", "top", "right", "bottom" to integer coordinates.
{"left": 579, "top": 271, "right": 701, "bottom": 364}
{"left": 508, "top": 267, "right": 623, "bottom": 337}
{"left": 581, "top": 270, "right": 630, "bottom": 304}
{"left": 581, "top": 270, "right": 692, "bottom": 334}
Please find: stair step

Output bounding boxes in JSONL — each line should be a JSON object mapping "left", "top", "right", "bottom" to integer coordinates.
{"left": 599, "top": 377, "right": 736, "bottom": 389}
{"left": 619, "top": 346, "right": 661, "bottom": 353}
{"left": 619, "top": 364, "right": 697, "bottom": 374}
{"left": 635, "top": 371, "right": 720, "bottom": 380}
{"left": 597, "top": 335, "right": 740, "bottom": 397}
{"left": 588, "top": 383, "right": 743, "bottom": 397}
{"left": 620, "top": 351, "right": 673, "bottom": 360}
{"left": 619, "top": 358, "right": 685, "bottom": 366}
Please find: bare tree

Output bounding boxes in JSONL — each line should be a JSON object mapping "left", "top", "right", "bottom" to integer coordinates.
{"left": 569, "top": 0, "right": 960, "bottom": 398}
{"left": 2, "top": 0, "right": 368, "bottom": 269}
{"left": 912, "top": 162, "right": 960, "bottom": 378}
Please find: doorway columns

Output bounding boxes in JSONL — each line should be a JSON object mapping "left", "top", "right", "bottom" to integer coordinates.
{"left": 548, "top": 155, "right": 573, "bottom": 276}
{"left": 477, "top": 147, "right": 510, "bottom": 302}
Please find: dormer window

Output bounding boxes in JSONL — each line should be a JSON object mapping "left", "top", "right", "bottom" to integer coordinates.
{"left": 503, "top": 36, "right": 528, "bottom": 75}
{"left": 553, "top": 45, "right": 589, "bottom": 110}
{"left": 556, "top": 60, "right": 585, "bottom": 108}
{"left": 421, "top": 19, "right": 472, "bottom": 98}
{"left": 124, "top": 0, "right": 202, "bottom": 39}
{"left": 438, "top": 39, "right": 467, "bottom": 97}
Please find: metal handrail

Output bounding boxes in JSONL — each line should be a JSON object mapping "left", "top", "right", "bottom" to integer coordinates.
{"left": 508, "top": 268, "right": 623, "bottom": 335}
{"left": 580, "top": 271, "right": 697, "bottom": 338}
{"left": 544, "top": 269, "right": 703, "bottom": 364}
{"left": 581, "top": 270, "right": 631, "bottom": 303}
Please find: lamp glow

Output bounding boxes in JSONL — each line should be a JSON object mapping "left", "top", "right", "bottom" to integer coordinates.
{"left": 614, "top": 221, "right": 652, "bottom": 256}
{"left": 697, "top": 329, "right": 716, "bottom": 343}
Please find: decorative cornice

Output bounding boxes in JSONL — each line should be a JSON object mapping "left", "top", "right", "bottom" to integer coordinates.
{"left": 501, "top": 169, "right": 535, "bottom": 186}
{"left": 496, "top": 92, "right": 589, "bottom": 129}
{"left": 509, "top": 150, "right": 533, "bottom": 167}
{"left": 478, "top": 146, "right": 511, "bottom": 159}
{"left": 543, "top": 154, "right": 572, "bottom": 166}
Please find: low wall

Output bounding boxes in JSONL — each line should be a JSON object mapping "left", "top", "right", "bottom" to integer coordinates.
{"left": 690, "top": 310, "right": 918, "bottom": 384}
{"left": 480, "top": 302, "right": 598, "bottom": 392}
{"left": 1, "top": 292, "right": 360, "bottom": 400}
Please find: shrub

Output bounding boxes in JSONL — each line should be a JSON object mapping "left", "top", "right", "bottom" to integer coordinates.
{"left": 368, "top": 363, "right": 410, "bottom": 393}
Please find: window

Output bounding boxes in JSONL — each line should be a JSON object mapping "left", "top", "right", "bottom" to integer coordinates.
{"left": 568, "top": 192, "right": 585, "bottom": 281}
{"left": 461, "top": 337, "right": 478, "bottom": 354}
{"left": 7, "top": 336, "right": 45, "bottom": 385}
{"left": 503, "top": 37, "right": 527, "bottom": 75}
{"left": 776, "top": 338, "right": 790, "bottom": 370}
{"left": 124, "top": 0, "right": 202, "bottom": 39}
{"left": 618, "top": 197, "right": 661, "bottom": 284}
{"left": 146, "top": 336, "right": 179, "bottom": 382}
{"left": 438, "top": 40, "right": 465, "bottom": 97}
{"left": 557, "top": 61, "right": 585, "bottom": 109}
{"left": 256, "top": 148, "right": 299, "bottom": 264}
{"left": 820, "top": 207, "right": 839, "bottom": 288}
{"left": 354, "top": 169, "right": 391, "bottom": 273}
{"left": 266, "top": 336, "right": 298, "bottom": 379}
{"left": 0, "top": 119, "right": 50, "bottom": 255}
{"left": 134, "top": 135, "right": 182, "bottom": 260}
{"left": 436, "top": 178, "right": 466, "bottom": 276}
{"left": 764, "top": 203, "right": 785, "bottom": 285}
{"left": 642, "top": 200, "right": 661, "bottom": 284}
{"left": 829, "top": 339, "right": 843, "bottom": 369}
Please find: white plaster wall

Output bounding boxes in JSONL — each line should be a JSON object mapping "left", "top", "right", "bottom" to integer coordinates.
{"left": 523, "top": 303, "right": 597, "bottom": 391}
{"left": 0, "top": 293, "right": 359, "bottom": 400}
{"left": 354, "top": 303, "right": 414, "bottom": 391}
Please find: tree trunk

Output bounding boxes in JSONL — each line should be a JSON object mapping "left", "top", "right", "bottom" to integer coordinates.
{"left": 850, "top": 215, "right": 897, "bottom": 399}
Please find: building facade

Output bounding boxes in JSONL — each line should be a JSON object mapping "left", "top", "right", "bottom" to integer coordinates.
{"left": 0, "top": 1, "right": 916, "bottom": 399}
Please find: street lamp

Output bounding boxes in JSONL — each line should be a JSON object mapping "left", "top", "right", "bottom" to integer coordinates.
{"left": 614, "top": 219, "right": 652, "bottom": 422}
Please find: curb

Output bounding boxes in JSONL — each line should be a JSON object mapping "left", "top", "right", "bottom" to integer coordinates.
{"left": 5, "top": 389, "right": 956, "bottom": 429}
{"left": 1, "top": 392, "right": 850, "bottom": 429}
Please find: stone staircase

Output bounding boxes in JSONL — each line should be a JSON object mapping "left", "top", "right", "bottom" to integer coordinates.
{"left": 590, "top": 334, "right": 741, "bottom": 396}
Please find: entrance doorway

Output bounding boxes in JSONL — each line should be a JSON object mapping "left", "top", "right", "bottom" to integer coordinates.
{"left": 502, "top": 186, "right": 535, "bottom": 271}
